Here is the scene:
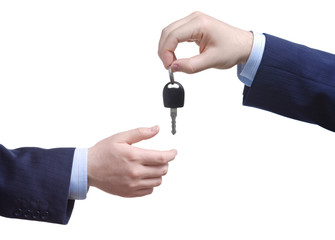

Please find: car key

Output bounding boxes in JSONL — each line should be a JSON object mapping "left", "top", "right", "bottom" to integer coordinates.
{"left": 163, "top": 66, "right": 185, "bottom": 135}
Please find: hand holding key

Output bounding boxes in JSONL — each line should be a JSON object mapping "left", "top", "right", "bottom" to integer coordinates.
{"left": 158, "top": 11, "right": 253, "bottom": 74}
{"left": 159, "top": 12, "right": 253, "bottom": 134}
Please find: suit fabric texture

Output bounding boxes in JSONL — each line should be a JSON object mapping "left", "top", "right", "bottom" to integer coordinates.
{"left": 0, "top": 145, "right": 75, "bottom": 224}
{"left": 243, "top": 34, "right": 335, "bottom": 132}
{"left": 2, "top": 34, "right": 335, "bottom": 225}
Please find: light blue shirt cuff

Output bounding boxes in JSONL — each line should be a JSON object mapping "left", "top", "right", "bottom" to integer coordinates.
{"left": 68, "top": 148, "right": 88, "bottom": 200}
{"left": 237, "top": 32, "right": 266, "bottom": 87}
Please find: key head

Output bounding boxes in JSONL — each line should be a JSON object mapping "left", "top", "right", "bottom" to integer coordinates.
{"left": 163, "top": 81, "right": 185, "bottom": 108}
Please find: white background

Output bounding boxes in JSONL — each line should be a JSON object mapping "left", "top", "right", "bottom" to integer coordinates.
{"left": 1, "top": 0, "right": 335, "bottom": 239}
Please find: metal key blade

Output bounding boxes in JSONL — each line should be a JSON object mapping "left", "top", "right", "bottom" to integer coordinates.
{"left": 170, "top": 108, "right": 177, "bottom": 135}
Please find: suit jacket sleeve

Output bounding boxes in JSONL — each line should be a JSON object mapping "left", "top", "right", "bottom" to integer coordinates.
{"left": 0, "top": 145, "right": 75, "bottom": 224}
{"left": 243, "top": 34, "right": 335, "bottom": 132}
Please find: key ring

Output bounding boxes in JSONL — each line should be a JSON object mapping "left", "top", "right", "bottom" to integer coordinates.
{"left": 168, "top": 65, "right": 175, "bottom": 85}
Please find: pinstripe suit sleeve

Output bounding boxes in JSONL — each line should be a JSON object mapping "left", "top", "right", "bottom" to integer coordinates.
{"left": 243, "top": 34, "right": 335, "bottom": 132}
{"left": 0, "top": 145, "right": 75, "bottom": 224}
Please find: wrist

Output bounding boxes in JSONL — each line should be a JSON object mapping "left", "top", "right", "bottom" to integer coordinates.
{"left": 238, "top": 30, "right": 254, "bottom": 64}
{"left": 87, "top": 146, "right": 97, "bottom": 188}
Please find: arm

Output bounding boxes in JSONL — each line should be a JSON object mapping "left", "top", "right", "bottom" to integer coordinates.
{"left": 0, "top": 126, "right": 177, "bottom": 224}
{"left": 158, "top": 12, "right": 335, "bottom": 132}
{"left": 0, "top": 146, "right": 75, "bottom": 224}
{"left": 243, "top": 34, "right": 335, "bottom": 132}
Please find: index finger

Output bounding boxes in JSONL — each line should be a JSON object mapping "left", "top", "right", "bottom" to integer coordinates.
{"left": 158, "top": 12, "right": 202, "bottom": 68}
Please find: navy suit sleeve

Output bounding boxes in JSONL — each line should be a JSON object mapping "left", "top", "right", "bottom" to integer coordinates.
{"left": 243, "top": 34, "right": 335, "bottom": 132}
{"left": 0, "top": 145, "right": 75, "bottom": 224}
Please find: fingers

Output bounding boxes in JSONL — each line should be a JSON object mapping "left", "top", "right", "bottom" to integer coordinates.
{"left": 158, "top": 11, "right": 208, "bottom": 70}
{"left": 126, "top": 177, "right": 169, "bottom": 197}
{"left": 171, "top": 50, "right": 216, "bottom": 74}
{"left": 92, "top": 126, "right": 178, "bottom": 198}
{"left": 135, "top": 178, "right": 163, "bottom": 198}
{"left": 114, "top": 126, "right": 160, "bottom": 145}
{"left": 122, "top": 165, "right": 169, "bottom": 197}
{"left": 140, "top": 164, "right": 169, "bottom": 179}
{"left": 132, "top": 147, "right": 177, "bottom": 166}
{"left": 121, "top": 173, "right": 167, "bottom": 198}
{"left": 130, "top": 188, "right": 154, "bottom": 198}
{"left": 113, "top": 126, "right": 177, "bottom": 165}
{"left": 158, "top": 12, "right": 199, "bottom": 68}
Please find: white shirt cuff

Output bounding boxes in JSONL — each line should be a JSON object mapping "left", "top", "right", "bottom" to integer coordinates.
{"left": 237, "top": 32, "right": 266, "bottom": 87}
{"left": 68, "top": 148, "right": 88, "bottom": 200}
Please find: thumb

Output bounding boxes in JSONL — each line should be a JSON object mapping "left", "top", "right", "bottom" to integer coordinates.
{"left": 171, "top": 51, "right": 214, "bottom": 74}
{"left": 114, "top": 126, "right": 160, "bottom": 145}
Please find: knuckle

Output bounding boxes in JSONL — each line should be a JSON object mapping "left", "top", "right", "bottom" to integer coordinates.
{"left": 126, "top": 180, "right": 141, "bottom": 192}
{"left": 127, "top": 182, "right": 137, "bottom": 190}
{"left": 161, "top": 27, "right": 169, "bottom": 38}
{"left": 157, "top": 154, "right": 167, "bottom": 164}
{"left": 163, "top": 31, "right": 176, "bottom": 47}
{"left": 190, "top": 11, "right": 209, "bottom": 29}
{"left": 135, "top": 127, "right": 146, "bottom": 138}
{"left": 191, "top": 11, "right": 203, "bottom": 17}
{"left": 197, "top": 15, "right": 210, "bottom": 29}
{"left": 162, "top": 166, "right": 169, "bottom": 176}
{"left": 156, "top": 178, "right": 163, "bottom": 187}
{"left": 129, "top": 168, "right": 141, "bottom": 179}
{"left": 188, "top": 58, "right": 197, "bottom": 74}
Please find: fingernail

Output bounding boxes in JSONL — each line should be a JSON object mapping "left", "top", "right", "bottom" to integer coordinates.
{"left": 172, "top": 63, "right": 179, "bottom": 72}
{"left": 151, "top": 125, "right": 159, "bottom": 132}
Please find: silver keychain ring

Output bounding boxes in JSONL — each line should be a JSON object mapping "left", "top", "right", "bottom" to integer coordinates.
{"left": 168, "top": 65, "right": 175, "bottom": 84}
